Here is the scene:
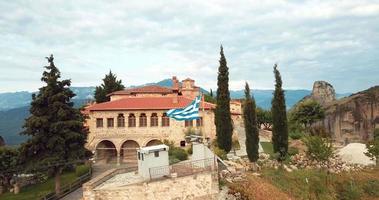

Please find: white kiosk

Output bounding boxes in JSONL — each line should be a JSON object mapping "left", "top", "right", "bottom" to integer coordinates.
{"left": 137, "top": 144, "right": 169, "bottom": 180}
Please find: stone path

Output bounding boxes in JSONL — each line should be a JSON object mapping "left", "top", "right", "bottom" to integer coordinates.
{"left": 61, "top": 164, "right": 120, "bottom": 200}
{"left": 234, "top": 124, "right": 269, "bottom": 157}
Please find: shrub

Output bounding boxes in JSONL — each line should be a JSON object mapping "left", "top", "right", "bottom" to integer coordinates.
{"left": 186, "top": 144, "right": 193, "bottom": 155}
{"left": 232, "top": 139, "right": 241, "bottom": 150}
{"left": 363, "top": 179, "right": 379, "bottom": 197}
{"left": 289, "top": 131, "right": 303, "bottom": 140}
{"left": 170, "top": 148, "right": 188, "bottom": 161}
{"left": 75, "top": 164, "right": 90, "bottom": 177}
{"left": 336, "top": 180, "right": 362, "bottom": 200}
{"left": 303, "top": 136, "right": 334, "bottom": 162}
{"left": 213, "top": 146, "right": 227, "bottom": 160}
{"left": 288, "top": 147, "right": 299, "bottom": 156}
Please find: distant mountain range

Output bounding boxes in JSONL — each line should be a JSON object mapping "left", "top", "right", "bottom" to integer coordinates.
{"left": 0, "top": 79, "right": 350, "bottom": 145}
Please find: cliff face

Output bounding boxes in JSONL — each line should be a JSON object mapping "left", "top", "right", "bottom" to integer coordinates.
{"left": 319, "top": 86, "right": 379, "bottom": 144}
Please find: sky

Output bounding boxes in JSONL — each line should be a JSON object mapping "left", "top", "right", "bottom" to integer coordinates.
{"left": 0, "top": 0, "right": 378, "bottom": 93}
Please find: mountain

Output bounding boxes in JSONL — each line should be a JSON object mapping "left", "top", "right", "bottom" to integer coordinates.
{"left": 0, "top": 80, "right": 351, "bottom": 145}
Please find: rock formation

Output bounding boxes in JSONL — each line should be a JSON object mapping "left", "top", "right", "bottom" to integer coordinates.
{"left": 293, "top": 81, "right": 379, "bottom": 144}
{"left": 321, "top": 86, "right": 379, "bottom": 144}
{"left": 300, "top": 81, "right": 336, "bottom": 106}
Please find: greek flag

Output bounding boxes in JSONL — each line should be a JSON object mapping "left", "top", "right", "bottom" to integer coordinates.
{"left": 167, "top": 96, "right": 201, "bottom": 121}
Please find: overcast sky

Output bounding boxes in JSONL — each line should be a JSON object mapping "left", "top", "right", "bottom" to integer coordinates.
{"left": 0, "top": 0, "right": 378, "bottom": 93}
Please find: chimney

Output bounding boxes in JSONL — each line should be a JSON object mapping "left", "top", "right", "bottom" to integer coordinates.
{"left": 172, "top": 76, "right": 179, "bottom": 90}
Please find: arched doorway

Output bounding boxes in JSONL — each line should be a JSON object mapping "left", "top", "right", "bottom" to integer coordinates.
{"left": 146, "top": 139, "right": 162, "bottom": 147}
{"left": 120, "top": 140, "right": 140, "bottom": 167}
{"left": 96, "top": 140, "right": 117, "bottom": 164}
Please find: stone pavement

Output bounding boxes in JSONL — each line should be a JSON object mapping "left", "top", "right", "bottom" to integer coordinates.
{"left": 61, "top": 164, "right": 121, "bottom": 200}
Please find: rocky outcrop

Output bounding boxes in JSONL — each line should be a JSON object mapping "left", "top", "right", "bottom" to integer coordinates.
{"left": 318, "top": 86, "right": 379, "bottom": 144}
{"left": 299, "top": 81, "right": 336, "bottom": 106}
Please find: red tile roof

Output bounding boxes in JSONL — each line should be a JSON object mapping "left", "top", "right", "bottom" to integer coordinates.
{"left": 108, "top": 85, "right": 174, "bottom": 96}
{"left": 88, "top": 96, "right": 215, "bottom": 111}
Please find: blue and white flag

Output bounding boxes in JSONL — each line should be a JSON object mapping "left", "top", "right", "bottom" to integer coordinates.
{"left": 167, "top": 96, "right": 201, "bottom": 121}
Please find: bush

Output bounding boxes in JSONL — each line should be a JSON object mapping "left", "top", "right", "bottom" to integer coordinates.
{"left": 303, "top": 136, "right": 334, "bottom": 162}
{"left": 232, "top": 139, "right": 241, "bottom": 150}
{"left": 75, "top": 164, "right": 90, "bottom": 177}
{"left": 170, "top": 148, "right": 188, "bottom": 161}
{"left": 363, "top": 179, "right": 379, "bottom": 197}
{"left": 289, "top": 131, "right": 303, "bottom": 140}
{"left": 288, "top": 147, "right": 299, "bottom": 156}
{"left": 336, "top": 180, "right": 362, "bottom": 200}
{"left": 186, "top": 144, "right": 193, "bottom": 155}
{"left": 213, "top": 146, "right": 227, "bottom": 160}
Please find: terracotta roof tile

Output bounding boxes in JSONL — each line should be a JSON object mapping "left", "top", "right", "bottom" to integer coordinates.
{"left": 88, "top": 96, "right": 215, "bottom": 111}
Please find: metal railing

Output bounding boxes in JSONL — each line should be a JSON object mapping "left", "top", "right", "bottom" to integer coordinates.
{"left": 149, "top": 158, "right": 216, "bottom": 180}
{"left": 42, "top": 168, "right": 92, "bottom": 200}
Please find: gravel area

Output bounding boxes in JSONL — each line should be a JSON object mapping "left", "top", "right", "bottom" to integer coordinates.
{"left": 337, "top": 143, "right": 376, "bottom": 166}
{"left": 95, "top": 172, "right": 144, "bottom": 190}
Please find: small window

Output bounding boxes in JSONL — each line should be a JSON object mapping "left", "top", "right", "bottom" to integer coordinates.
{"left": 117, "top": 114, "right": 125, "bottom": 127}
{"left": 150, "top": 113, "right": 158, "bottom": 127}
{"left": 128, "top": 114, "right": 136, "bottom": 127}
{"left": 139, "top": 113, "right": 147, "bottom": 127}
{"left": 107, "top": 118, "right": 114, "bottom": 128}
{"left": 138, "top": 152, "right": 141, "bottom": 160}
{"left": 96, "top": 118, "right": 103, "bottom": 128}
{"left": 161, "top": 113, "right": 170, "bottom": 127}
{"left": 185, "top": 120, "right": 193, "bottom": 127}
{"left": 196, "top": 117, "right": 203, "bottom": 127}
{"left": 180, "top": 141, "right": 186, "bottom": 147}
{"left": 154, "top": 151, "right": 159, "bottom": 157}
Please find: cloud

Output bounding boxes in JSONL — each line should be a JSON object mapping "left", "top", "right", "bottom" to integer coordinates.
{"left": 0, "top": 0, "right": 378, "bottom": 93}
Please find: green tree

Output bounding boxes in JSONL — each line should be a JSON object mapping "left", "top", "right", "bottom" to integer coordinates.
{"left": 210, "top": 89, "right": 213, "bottom": 97}
{"left": 94, "top": 70, "right": 125, "bottom": 103}
{"left": 0, "top": 147, "right": 19, "bottom": 194}
{"left": 256, "top": 107, "right": 272, "bottom": 130}
{"left": 365, "top": 128, "right": 379, "bottom": 166}
{"left": 271, "top": 64, "right": 289, "bottom": 161}
{"left": 243, "top": 83, "right": 259, "bottom": 164}
{"left": 215, "top": 46, "right": 233, "bottom": 153}
{"left": 20, "top": 55, "right": 89, "bottom": 194}
{"left": 292, "top": 100, "right": 325, "bottom": 130}
{"left": 303, "top": 135, "right": 333, "bottom": 162}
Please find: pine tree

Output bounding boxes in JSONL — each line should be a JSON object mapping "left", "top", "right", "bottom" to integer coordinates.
{"left": 271, "top": 64, "right": 289, "bottom": 161}
{"left": 243, "top": 82, "right": 259, "bottom": 163}
{"left": 215, "top": 46, "right": 233, "bottom": 153}
{"left": 94, "top": 70, "right": 125, "bottom": 103}
{"left": 210, "top": 89, "right": 213, "bottom": 97}
{"left": 20, "top": 55, "right": 89, "bottom": 194}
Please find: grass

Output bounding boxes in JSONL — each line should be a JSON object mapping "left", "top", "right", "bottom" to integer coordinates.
{"left": 0, "top": 165, "right": 90, "bottom": 200}
{"left": 261, "top": 142, "right": 274, "bottom": 156}
{"left": 260, "top": 167, "right": 379, "bottom": 200}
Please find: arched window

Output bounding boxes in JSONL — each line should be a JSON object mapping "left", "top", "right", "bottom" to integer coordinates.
{"left": 117, "top": 114, "right": 125, "bottom": 127}
{"left": 161, "top": 113, "right": 170, "bottom": 127}
{"left": 196, "top": 117, "right": 203, "bottom": 127}
{"left": 128, "top": 113, "right": 136, "bottom": 127}
{"left": 139, "top": 113, "right": 147, "bottom": 127}
{"left": 150, "top": 113, "right": 158, "bottom": 127}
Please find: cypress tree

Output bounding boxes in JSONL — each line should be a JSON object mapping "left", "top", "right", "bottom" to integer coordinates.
{"left": 215, "top": 46, "right": 233, "bottom": 153}
{"left": 94, "top": 70, "right": 125, "bottom": 103}
{"left": 20, "top": 55, "right": 89, "bottom": 194}
{"left": 243, "top": 82, "right": 259, "bottom": 163}
{"left": 271, "top": 64, "right": 288, "bottom": 161}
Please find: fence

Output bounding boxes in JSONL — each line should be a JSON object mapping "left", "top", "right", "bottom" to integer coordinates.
{"left": 42, "top": 168, "right": 92, "bottom": 200}
{"left": 149, "top": 158, "right": 216, "bottom": 180}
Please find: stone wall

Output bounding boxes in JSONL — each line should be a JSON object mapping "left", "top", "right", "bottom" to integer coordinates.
{"left": 83, "top": 170, "right": 219, "bottom": 200}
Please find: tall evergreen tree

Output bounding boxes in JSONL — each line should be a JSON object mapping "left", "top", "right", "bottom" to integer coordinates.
{"left": 243, "top": 82, "right": 259, "bottom": 164}
{"left": 210, "top": 89, "right": 213, "bottom": 97}
{"left": 271, "top": 64, "right": 289, "bottom": 161}
{"left": 215, "top": 46, "right": 233, "bottom": 153}
{"left": 94, "top": 70, "right": 125, "bottom": 103}
{"left": 20, "top": 55, "right": 89, "bottom": 194}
